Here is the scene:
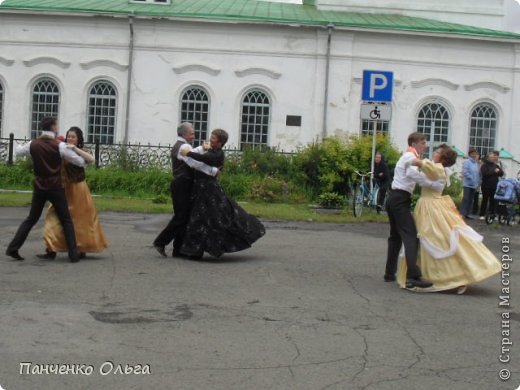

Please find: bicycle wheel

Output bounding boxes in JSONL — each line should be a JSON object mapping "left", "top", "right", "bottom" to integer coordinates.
{"left": 352, "top": 185, "right": 364, "bottom": 217}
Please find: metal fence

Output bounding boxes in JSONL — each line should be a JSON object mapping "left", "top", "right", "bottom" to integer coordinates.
{"left": 0, "top": 134, "right": 295, "bottom": 170}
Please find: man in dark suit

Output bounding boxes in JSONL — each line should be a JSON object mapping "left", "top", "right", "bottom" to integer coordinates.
{"left": 5, "top": 117, "right": 85, "bottom": 262}
{"left": 153, "top": 122, "right": 218, "bottom": 258}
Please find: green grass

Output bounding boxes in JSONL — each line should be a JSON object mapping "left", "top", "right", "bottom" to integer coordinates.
{"left": 0, "top": 192, "right": 388, "bottom": 223}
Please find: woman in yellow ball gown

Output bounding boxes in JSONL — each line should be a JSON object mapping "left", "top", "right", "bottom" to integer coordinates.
{"left": 39, "top": 127, "right": 108, "bottom": 259}
{"left": 397, "top": 144, "right": 501, "bottom": 293}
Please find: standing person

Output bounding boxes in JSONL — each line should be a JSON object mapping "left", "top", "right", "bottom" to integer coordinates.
{"left": 153, "top": 122, "right": 219, "bottom": 258}
{"left": 479, "top": 151, "right": 504, "bottom": 219}
{"left": 373, "top": 151, "right": 390, "bottom": 212}
{"left": 5, "top": 117, "right": 84, "bottom": 262}
{"left": 459, "top": 148, "right": 480, "bottom": 219}
{"left": 384, "top": 132, "right": 443, "bottom": 289}
{"left": 397, "top": 145, "right": 501, "bottom": 293}
{"left": 38, "top": 127, "right": 108, "bottom": 259}
{"left": 179, "top": 129, "right": 265, "bottom": 258}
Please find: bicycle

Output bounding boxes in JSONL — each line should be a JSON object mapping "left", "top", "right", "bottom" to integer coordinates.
{"left": 351, "top": 170, "right": 388, "bottom": 217}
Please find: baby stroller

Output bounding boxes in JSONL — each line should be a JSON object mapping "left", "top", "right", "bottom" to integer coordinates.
{"left": 485, "top": 178, "right": 520, "bottom": 226}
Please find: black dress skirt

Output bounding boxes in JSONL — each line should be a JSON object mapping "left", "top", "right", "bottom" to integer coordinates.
{"left": 180, "top": 148, "right": 265, "bottom": 258}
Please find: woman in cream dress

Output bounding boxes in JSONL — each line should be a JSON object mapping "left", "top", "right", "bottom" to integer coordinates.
{"left": 39, "top": 127, "right": 108, "bottom": 259}
{"left": 397, "top": 144, "right": 501, "bottom": 293}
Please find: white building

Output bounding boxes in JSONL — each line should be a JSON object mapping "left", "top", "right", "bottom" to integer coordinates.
{"left": 1, "top": 0, "right": 520, "bottom": 166}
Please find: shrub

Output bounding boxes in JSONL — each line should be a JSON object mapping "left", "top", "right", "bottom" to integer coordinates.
{"left": 86, "top": 168, "right": 171, "bottom": 197}
{"left": 0, "top": 161, "right": 33, "bottom": 189}
{"left": 248, "top": 176, "right": 287, "bottom": 202}
{"left": 443, "top": 172, "right": 463, "bottom": 205}
{"left": 293, "top": 134, "right": 400, "bottom": 200}
{"left": 293, "top": 137, "right": 351, "bottom": 198}
{"left": 318, "top": 192, "right": 347, "bottom": 209}
{"left": 218, "top": 173, "right": 255, "bottom": 200}
{"left": 224, "top": 146, "right": 295, "bottom": 178}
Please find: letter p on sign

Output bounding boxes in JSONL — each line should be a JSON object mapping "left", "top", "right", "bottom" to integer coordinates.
{"left": 362, "top": 70, "right": 393, "bottom": 102}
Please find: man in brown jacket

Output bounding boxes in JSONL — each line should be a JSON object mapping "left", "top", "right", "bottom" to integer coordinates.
{"left": 5, "top": 117, "right": 86, "bottom": 262}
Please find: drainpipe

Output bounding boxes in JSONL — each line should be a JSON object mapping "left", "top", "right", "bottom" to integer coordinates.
{"left": 123, "top": 15, "right": 134, "bottom": 145}
{"left": 322, "top": 23, "right": 334, "bottom": 139}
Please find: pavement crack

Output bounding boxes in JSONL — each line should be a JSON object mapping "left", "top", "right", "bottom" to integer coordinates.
{"left": 399, "top": 325, "right": 425, "bottom": 370}
{"left": 344, "top": 275, "right": 371, "bottom": 305}
{"left": 285, "top": 333, "right": 301, "bottom": 362}
{"left": 351, "top": 327, "right": 369, "bottom": 383}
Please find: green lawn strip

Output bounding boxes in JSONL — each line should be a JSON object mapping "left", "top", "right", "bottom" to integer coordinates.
{"left": 0, "top": 192, "right": 388, "bottom": 223}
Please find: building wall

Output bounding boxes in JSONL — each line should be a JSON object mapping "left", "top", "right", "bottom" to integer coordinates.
{"left": 0, "top": 12, "right": 519, "bottom": 162}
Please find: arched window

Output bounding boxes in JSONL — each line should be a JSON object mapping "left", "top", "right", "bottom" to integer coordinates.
{"left": 469, "top": 103, "right": 497, "bottom": 157}
{"left": 0, "top": 82, "right": 3, "bottom": 137}
{"left": 180, "top": 86, "right": 209, "bottom": 146}
{"left": 31, "top": 78, "right": 60, "bottom": 138}
{"left": 240, "top": 89, "right": 270, "bottom": 149}
{"left": 87, "top": 81, "right": 117, "bottom": 144}
{"left": 417, "top": 102, "right": 450, "bottom": 157}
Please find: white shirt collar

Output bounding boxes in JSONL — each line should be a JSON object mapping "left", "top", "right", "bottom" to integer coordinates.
{"left": 41, "top": 131, "right": 56, "bottom": 138}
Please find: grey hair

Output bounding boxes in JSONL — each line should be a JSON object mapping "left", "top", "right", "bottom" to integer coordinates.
{"left": 177, "top": 122, "right": 193, "bottom": 137}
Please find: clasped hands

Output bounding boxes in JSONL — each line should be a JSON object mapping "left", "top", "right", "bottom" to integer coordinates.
{"left": 180, "top": 147, "right": 191, "bottom": 157}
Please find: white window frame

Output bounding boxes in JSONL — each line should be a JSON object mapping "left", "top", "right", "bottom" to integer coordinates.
{"left": 416, "top": 101, "right": 451, "bottom": 158}
{"left": 87, "top": 80, "right": 118, "bottom": 145}
{"left": 30, "top": 77, "right": 60, "bottom": 139}
{"left": 469, "top": 102, "right": 498, "bottom": 158}
{"left": 179, "top": 86, "right": 210, "bottom": 147}
{"left": 240, "top": 89, "right": 271, "bottom": 150}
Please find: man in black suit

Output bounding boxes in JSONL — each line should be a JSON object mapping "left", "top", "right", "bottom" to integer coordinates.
{"left": 5, "top": 117, "right": 85, "bottom": 262}
{"left": 153, "top": 122, "right": 218, "bottom": 258}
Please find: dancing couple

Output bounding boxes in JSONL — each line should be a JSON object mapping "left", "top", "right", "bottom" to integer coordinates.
{"left": 153, "top": 123, "right": 265, "bottom": 259}
{"left": 5, "top": 117, "right": 107, "bottom": 262}
{"left": 385, "top": 132, "right": 501, "bottom": 293}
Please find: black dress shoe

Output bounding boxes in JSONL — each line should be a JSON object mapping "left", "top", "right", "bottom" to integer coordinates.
{"left": 154, "top": 244, "right": 167, "bottom": 258}
{"left": 79, "top": 252, "right": 86, "bottom": 259}
{"left": 384, "top": 274, "right": 396, "bottom": 282}
{"left": 6, "top": 249, "right": 24, "bottom": 261}
{"left": 405, "top": 277, "right": 433, "bottom": 289}
{"left": 70, "top": 255, "right": 80, "bottom": 263}
{"left": 37, "top": 251, "right": 57, "bottom": 260}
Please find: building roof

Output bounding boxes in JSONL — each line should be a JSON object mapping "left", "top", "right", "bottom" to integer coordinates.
{"left": 499, "top": 148, "right": 514, "bottom": 159}
{"left": 451, "top": 145, "right": 465, "bottom": 157}
{"left": 2, "top": 0, "right": 520, "bottom": 40}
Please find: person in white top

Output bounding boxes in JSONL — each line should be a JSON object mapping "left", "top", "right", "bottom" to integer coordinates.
{"left": 6, "top": 117, "right": 85, "bottom": 262}
{"left": 384, "top": 132, "right": 444, "bottom": 289}
{"left": 153, "top": 122, "right": 219, "bottom": 258}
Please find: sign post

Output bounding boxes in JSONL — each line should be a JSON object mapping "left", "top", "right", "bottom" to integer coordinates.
{"left": 361, "top": 70, "right": 393, "bottom": 193}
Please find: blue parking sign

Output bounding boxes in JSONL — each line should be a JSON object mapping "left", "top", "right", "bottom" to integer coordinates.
{"left": 362, "top": 70, "right": 393, "bottom": 102}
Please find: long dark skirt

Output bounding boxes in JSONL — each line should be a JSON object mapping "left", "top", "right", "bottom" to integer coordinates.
{"left": 181, "top": 176, "right": 265, "bottom": 258}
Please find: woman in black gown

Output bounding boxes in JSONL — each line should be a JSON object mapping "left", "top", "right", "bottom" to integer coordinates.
{"left": 179, "top": 129, "right": 265, "bottom": 258}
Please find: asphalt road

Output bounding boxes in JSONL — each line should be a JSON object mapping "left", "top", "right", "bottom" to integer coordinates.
{"left": 0, "top": 207, "right": 518, "bottom": 390}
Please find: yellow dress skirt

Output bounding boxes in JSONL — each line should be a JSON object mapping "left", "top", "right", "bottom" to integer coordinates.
{"left": 397, "top": 160, "right": 501, "bottom": 291}
{"left": 43, "top": 179, "right": 108, "bottom": 253}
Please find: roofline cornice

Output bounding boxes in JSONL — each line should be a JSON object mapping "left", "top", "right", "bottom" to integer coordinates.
{"left": 1, "top": 8, "right": 520, "bottom": 44}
